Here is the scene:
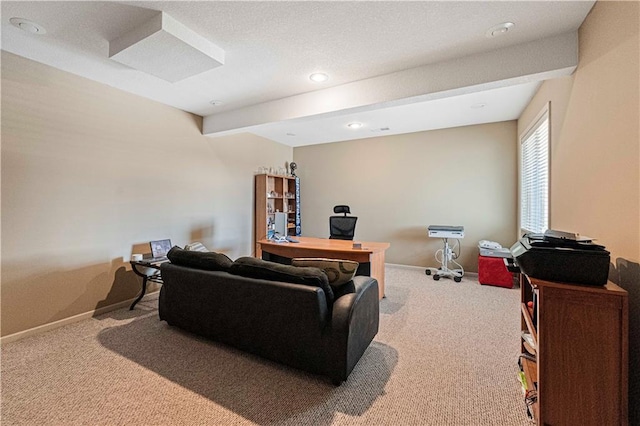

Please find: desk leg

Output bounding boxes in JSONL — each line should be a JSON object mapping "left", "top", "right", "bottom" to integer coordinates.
{"left": 130, "top": 276, "right": 148, "bottom": 310}
{"left": 370, "top": 251, "right": 386, "bottom": 300}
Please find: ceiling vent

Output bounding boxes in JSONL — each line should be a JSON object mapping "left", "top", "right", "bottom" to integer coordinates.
{"left": 109, "top": 12, "right": 225, "bottom": 83}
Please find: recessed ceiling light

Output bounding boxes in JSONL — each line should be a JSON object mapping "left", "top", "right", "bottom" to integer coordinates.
{"left": 10, "top": 17, "right": 46, "bottom": 35}
{"left": 486, "top": 22, "right": 515, "bottom": 38}
{"left": 347, "top": 122, "right": 363, "bottom": 129}
{"left": 209, "top": 100, "right": 223, "bottom": 106}
{"left": 309, "top": 72, "right": 329, "bottom": 83}
{"left": 471, "top": 103, "right": 487, "bottom": 109}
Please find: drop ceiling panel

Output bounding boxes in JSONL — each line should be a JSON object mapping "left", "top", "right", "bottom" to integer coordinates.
{"left": 109, "top": 12, "right": 224, "bottom": 82}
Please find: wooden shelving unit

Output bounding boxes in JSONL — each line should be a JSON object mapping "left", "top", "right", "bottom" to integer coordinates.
{"left": 519, "top": 274, "right": 629, "bottom": 425}
{"left": 254, "top": 173, "right": 300, "bottom": 256}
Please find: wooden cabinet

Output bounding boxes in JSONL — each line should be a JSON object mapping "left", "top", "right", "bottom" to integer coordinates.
{"left": 254, "top": 173, "right": 300, "bottom": 256}
{"left": 519, "top": 274, "right": 628, "bottom": 425}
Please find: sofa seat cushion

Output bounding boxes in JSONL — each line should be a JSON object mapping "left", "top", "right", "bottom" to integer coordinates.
{"left": 167, "top": 246, "right": 233, "bottom": 272}
{"left": 291, "top": 258, "right": 359, "bottom": 287}
{"left": 230, "top": 257, "right": 334, "bottom": 303}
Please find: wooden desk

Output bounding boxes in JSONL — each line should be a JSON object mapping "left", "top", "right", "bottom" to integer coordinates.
{"left": 258, "top": 237, "right": 390, "bottom": 299}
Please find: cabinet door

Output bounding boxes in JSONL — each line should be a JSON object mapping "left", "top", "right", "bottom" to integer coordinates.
{"left": 539, "top": 286, "right": 626, "bottom": 425}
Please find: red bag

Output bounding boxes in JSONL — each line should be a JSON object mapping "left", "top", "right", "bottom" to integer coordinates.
{"left": 478, "top": 255, "right": 514, "bottom": 288}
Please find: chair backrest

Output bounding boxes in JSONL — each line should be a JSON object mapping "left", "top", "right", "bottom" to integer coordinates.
{"left": 330, "top": 205, "right": 357, "bottom": 240}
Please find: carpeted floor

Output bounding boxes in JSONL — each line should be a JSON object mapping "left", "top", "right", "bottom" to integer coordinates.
{"left": 1, "top": 266, "right": 530, "bottom": 425}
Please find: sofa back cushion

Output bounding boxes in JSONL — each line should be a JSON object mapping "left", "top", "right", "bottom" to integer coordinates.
{"left": 230, "top": 257, "right": 334, "bottom": 304}
{"left": 167, "top": 246, "right": 233, "bottom": 272}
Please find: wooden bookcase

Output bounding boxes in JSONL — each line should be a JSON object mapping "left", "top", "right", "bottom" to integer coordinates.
{"left": 519, "top": 274, "right": 629, "bottom": 425}
{"left": 254, "top": 173, "right": 299, "bottom": 256}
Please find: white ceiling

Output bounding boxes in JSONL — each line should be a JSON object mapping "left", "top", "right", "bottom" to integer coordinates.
{"left": 1, "top": 1, "right": 596, "bottom": 147}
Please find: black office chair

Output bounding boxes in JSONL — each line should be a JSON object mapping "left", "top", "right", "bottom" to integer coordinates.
{"left": 329, "top": 205, "right": 358, "bottom": 240}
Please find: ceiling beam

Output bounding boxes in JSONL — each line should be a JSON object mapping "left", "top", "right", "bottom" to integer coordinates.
{"left": 203, "top": 32, "right": 577, "bottom": 137}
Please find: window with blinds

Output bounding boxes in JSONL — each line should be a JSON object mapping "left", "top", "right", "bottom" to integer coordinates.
{"left": 520, "top": 106, "right": 549, "bottom": 234}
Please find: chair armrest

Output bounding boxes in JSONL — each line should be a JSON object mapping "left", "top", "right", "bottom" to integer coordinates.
{"left": 325, "top": 276, "right": 380, "bottom": 384}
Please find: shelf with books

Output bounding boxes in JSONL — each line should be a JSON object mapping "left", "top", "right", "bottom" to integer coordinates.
{"left": 520, "top": 303, "right": 537, "bottom": 347}
{"left": 255, "top": 173, "right": 301, "bottom": 256}
{"left": 518, "top": 355, "right": 538, "bottom": 422}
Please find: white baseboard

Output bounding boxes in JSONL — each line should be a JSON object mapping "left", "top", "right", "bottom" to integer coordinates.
{"left": 386, "top": 263, "right": 478, "bottom": 277}
{"left": 0, "top": 291, "right": 160, "bottom": 345}
{"left": 385, "top": 263, "right": 426, "bottom": 271}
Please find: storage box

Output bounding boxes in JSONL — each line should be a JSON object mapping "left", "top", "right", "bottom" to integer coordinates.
{"left": 478, "top": 255, "right": 514, "bottom": 288}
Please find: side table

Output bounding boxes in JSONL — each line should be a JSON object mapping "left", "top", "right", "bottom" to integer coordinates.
{"left": 129, "top": 260, "right": 166, "bottom": 310}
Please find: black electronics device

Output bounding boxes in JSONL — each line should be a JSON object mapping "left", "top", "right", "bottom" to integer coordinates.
{"left": 509, "top": 230, "right": 610, "bottom": 286}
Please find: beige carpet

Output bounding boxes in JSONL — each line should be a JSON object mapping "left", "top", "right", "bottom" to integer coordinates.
{"left": 1, "top": 266, "right": 530, "bottom": 425}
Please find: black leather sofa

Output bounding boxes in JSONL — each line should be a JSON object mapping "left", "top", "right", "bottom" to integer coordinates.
{"left": 158, "top": 259, "right": 379, "bottom": 384}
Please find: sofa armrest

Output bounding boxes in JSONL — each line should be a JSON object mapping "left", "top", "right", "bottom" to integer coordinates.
{"left": 325, "top": 276, "right": 380, "bottom": 384}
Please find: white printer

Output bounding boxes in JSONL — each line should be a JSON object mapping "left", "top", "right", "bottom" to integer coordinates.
{"left": 478, "top": 240, "right": 512, "bottom": 258}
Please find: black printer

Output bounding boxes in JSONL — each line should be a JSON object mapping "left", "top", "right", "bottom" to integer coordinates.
{"left": 508, "top": 230, "right": 610, "bottom": 286}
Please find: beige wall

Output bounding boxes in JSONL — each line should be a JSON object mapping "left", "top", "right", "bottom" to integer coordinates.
{"left": 518, "top": 0, "right": 639, "bottom": 265}
{"left": 1, "top": 52, "right": 292, "bottom": 337}
{"left": 293, "top": 122, "right": 518, "bottom": 271}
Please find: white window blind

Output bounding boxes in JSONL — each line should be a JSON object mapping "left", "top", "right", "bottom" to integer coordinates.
{"left": 520, "top": 108, "right": 549, "bottom": 234}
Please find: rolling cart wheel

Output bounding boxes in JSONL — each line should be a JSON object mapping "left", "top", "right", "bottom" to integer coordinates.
{"left": 425, "top": 269, "right": 431, "bottom": 275}
{"left": 454, "top": 276, "right": 462, "bottom": 283}
{"left": 433, "top": 275, "right": 440, "bottom": 281}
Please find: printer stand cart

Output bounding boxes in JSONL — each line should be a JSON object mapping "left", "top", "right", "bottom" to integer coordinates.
{"left": 519, "top": 274, "right": 628, "bottom": 425}
{"left": 425, "top": 225, "right": 465, "bottom": 282}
